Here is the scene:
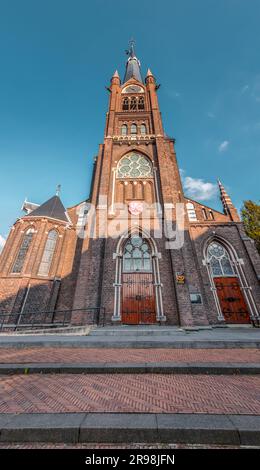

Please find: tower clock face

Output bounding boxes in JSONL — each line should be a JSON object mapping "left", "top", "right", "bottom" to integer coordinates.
{"left": 122, "top": 85, "right": 144, "bottom": 94}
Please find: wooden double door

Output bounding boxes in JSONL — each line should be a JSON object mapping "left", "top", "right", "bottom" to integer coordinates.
{"left": 214, "top": 276, "right": 250, "bottom": 324}
{"left": 121, "top": 272, "right": 156, "bottom": 324}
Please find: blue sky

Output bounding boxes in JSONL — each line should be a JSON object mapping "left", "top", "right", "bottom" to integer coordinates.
{"left": 0, "top": 0, "right": 260, "bottom": 248}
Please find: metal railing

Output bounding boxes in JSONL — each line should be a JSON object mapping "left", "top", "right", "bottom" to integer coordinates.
{"left": 0, "top": 306, "right": 105, "bottom": 332}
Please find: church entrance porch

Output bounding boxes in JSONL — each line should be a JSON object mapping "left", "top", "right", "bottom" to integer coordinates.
{"left": 206, "top": 240, "right": 252, "bottom": 325}
{"left": 121, "top": 272, "right": 156, "bottom": 324}
{"left": 113, "top": 231, "right": 164, "bottom": 325}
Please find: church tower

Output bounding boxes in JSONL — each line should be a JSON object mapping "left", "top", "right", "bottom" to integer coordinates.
{"left": 72, "top": 42, "right": 260, "bottom": 326}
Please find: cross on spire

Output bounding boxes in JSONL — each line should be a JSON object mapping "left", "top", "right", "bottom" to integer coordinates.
{"left": 56, "top": 184, "right": 61, "bottom": 197}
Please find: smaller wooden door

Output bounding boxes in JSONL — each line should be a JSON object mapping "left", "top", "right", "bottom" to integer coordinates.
{"left": 214, "top": 277, "right": 250, "bottom": 324}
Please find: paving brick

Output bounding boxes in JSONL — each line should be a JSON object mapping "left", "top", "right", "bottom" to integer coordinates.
{"left": 0, "top": 374, "right": 260, "bottom": 415}
{"left": 0, "top": 347, "right": 259, "bottom": 364}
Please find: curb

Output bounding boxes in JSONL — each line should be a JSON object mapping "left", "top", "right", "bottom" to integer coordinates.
{"left": 0, "top": 413, "right": 259, "bottom": 445}
{"left": 1, "top": 362, "right": 260, "bottom": 375}
{"left": 1, "top": 340, "right": 260, "bottom": 349}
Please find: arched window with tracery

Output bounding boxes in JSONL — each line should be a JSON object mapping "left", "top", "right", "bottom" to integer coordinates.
{"left": 12, "top": 228, "right": 34, "bottom": 273}
{"left": 138, "top": 96, "right": 145, "bottom": 110}
{"left": 130, "top": 97, "right": 137, "bottom": 110}
{"left": 122, "top": 98, "right": 129, "bottom": 111}
{"left": 140, "top": 123, "right": 147, "bottom": 135}
{"left": 130, "top": 123, "right": 137, "bottom": 135}
{"left": 123, "top": 234, "right": 152, "bottom": 272}
{"left": 117, "top": 152, "right": 153, "bottom": 178}
{"left": 121, "top": 124, "right": 128, "bottom": 136}
{"left": 207, "top": 241, "right": 234, "bottom": 277}
{"left": 38, "top": 229, "right": 58, "bottom": 276}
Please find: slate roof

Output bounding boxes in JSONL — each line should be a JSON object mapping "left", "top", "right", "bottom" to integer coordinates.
{"left": 26, "top": 195, "right": 70, "bottom": 223}
{"left": 123, "top": 43, "right": 142, "bottom": 83}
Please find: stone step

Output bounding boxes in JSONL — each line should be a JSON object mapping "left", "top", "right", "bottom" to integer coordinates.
{"left": 90, "top": 326, "right": 184, "bottom": 337}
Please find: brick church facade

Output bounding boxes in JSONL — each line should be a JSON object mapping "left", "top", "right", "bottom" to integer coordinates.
{"left": 0, "top": 45, "right": 260, "bottom": 327}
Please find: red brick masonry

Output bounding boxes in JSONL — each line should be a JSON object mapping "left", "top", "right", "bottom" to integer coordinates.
{"left": 0, "top": 348, "right": 260, "bottom": 364}
{"left": 1, "top": 373, "right": 260, "bottom": 414}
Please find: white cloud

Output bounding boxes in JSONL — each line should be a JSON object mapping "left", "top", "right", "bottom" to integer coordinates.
{"left": 183, "top": 176, "right": 218, "bottom": 201}
{"left": 0, "top": 235, "right": 5, "bottom": 253}
{"left": 218, "top": 140, "right": 229, "bottom": 152}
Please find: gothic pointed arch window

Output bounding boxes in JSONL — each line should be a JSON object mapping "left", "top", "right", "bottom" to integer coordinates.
{"left": 207, "top": 241, "right": 234, "bottom": 277}
{"left": 138, "top": 96, "right": 145, "bottom": 110}
{"left": 121, "top": 124, "right": 128, "bottom": 136}
{"left": 117, "top": 152, "right": 153, "bottom": 179}
{"left": 130, "top": 123, "right": 137, "bottom": 135}
{"left": 122, "top": 97, "right": 129, "bottom": 111}
{"left": 123, "top": 233, "right": 152, "bottom": 272}
{"left": 38, "top": 229, "right": 58, "bottom": 276}
{"left": 12, "top": 228, "right": 35, "bottom": 273}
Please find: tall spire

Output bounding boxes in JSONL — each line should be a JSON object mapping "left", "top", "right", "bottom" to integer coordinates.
{"left": 123, "top": 39, "right": 142, "bottom": 84}
{"left": 218, "top": 179, "right": 240, "bottom": 222}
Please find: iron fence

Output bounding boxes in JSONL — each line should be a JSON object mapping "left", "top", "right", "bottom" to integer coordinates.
{"left": 0, "top": 306, "right": 105, "bottom": 332}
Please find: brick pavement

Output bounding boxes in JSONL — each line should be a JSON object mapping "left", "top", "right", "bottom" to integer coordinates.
{"left": 1, "top": 373, "right": 260, "bottom": 414}
{"left": 0, "top": 348, "right": 260, "bottom": 364}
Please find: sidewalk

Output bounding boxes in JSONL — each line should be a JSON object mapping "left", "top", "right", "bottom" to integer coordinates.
{"left": 1, "top": 326, "right": 260, "bottom": 349}
{"left": 1, "top": 327, "right": 260, "bottom": 446}
{"left": 0, "top": 347, "right": 260, "bottom": 375}
{"left": 1, "top": 373, "right": 260, "bottom": 414}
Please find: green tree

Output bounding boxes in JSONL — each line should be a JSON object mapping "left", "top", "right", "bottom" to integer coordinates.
{"left": 241, "top": 200, "right": 260, "bottom": 254}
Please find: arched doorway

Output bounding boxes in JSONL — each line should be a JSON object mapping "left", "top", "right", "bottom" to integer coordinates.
{"left": 121, "top": 232, "right": 156, "bottom": 324}
{"left": 207, "top": 241, "right": 251, "bottom": 324}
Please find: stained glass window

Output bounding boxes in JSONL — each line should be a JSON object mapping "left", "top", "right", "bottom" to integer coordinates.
{"left": 38, "top": 230, "right": 58, "bottom": 276}
{"left": 207, "top": 242, "right": 234, "bottom": 277}
{"left": 12, "top": 228, "right": 34, "bottom": 273}
{"left": 117, "top": 153, "right": 153, "bottom": 178}
{"left": 123, "top": 234, "right": 152, "bottom": 272}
